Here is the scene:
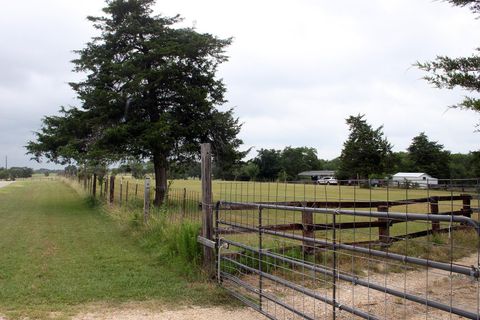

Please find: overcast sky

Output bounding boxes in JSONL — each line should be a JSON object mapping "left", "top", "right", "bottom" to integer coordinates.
{"left": 0, "top": 0, "right": 479, "bottom": 169}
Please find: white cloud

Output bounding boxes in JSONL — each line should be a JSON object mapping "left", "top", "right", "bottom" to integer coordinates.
{"left": 0, "top": 0, "right": 478, "bottom": 169}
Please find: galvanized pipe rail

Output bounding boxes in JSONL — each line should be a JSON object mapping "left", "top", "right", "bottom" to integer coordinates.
{"left": 221, "top": 272, "right": 316, "bottom": 320}
{"left": 222, "top": 256, "right": 380, "bottom": 320}
{"left": 216, "top": 200, "right": 480, "bottom": 319}
{"left": 219, "top": 201, "right": 480, "bottom": 233}
{"left": 222, "top": 238, "right": 480, "bottom": 320}
{"left": 218, "top": 219, "right": 480, "bottom": 278}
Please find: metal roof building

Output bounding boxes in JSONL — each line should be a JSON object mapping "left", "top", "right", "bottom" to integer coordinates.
{"left": 298, "top": 170, "right": 335, "bottom": 177}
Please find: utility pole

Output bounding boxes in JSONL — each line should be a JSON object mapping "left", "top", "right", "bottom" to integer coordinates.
{"left": 5, "top": 155, "right": 7, "bottom": 170}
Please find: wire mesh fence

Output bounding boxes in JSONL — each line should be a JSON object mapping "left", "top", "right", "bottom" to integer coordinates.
{"left": 215, "top": 179, "right": 480, "bottom": 320}
{"left": 78, "top": 175, "right": 203, "bottom": 223}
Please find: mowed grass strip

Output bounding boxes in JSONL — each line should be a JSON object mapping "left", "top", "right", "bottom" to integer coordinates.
{"left": 0, "top": 180, "right": 224, "bottom": 318}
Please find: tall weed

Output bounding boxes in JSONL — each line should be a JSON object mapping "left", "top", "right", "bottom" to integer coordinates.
{"left": 135, "top": 214, "right": 203, "bottom": 279}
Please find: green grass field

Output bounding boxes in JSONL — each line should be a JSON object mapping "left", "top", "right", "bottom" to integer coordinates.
{"left": 0, "top": 180, "right": 227, "bottom": 319}
{"left": 112, "top": 175, "right": 469, "bottom": 205}
{"left": 101, "top": 175, "right": 475, "bottom": 247}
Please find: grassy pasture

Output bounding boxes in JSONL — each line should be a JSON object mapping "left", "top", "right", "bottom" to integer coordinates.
{"left": 108, "top": 176, "right": 475, "bottom": 245}
{"left": 90, "top": 176, "right": 479, "bottom": 277}
{"left": 112, "top": 175, "right": 469, "bottom": 207}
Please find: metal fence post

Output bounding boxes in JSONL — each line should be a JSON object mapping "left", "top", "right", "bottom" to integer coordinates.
{"left": 430, "top": 196, "right": 439, "bottom": 233}
{"left": 126, "top": 181, "right": 129, "bottom": 204}
{"left": 332, "top": 208, "right": 337, "bottom": 319}
{"left": 109, "top": 175, "right": 115, "bottom": 205}
{"left": 182, "top": 187, "right": 187, "bottom": 218}
{"left": 83, "top": 165, "right": 87, "bottom": 190}
{"left": 119, "top": 178, "right": 123, "bottom": 206}
{"left": 143, "top": 176, "right": 151, "bottom": 223}
{"left": 92, "top": 173, "right": 97, "bottom": 197}
{"left": 258, "top": 207, "right": 263, "bottom": 310}
{"left": 201, "top": 143, "right": 214, "bottom": 277}
{"left": 104, "top": 177, "right": 108, "bottom": 200}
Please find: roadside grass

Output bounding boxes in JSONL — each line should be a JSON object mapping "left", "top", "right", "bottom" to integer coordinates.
{"left": 107, "top": 201, "right": 204, "bottom": 279}
{"left": 0, "top": 180, "right": 231, "bottom": 320}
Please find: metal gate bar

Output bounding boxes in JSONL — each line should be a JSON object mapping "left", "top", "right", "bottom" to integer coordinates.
{"left": 221, "top": 238, "right": 479, "bottom": 319}
{"left": 216, "top": 199, "right": 480, "bottom": 320}
{"left": 222, "top": 256, "right": 380, "bottom": 320}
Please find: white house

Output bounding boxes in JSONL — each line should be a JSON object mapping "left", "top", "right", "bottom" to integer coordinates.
{"left": 391, "top": 172, "right": 438, "bottom": 187}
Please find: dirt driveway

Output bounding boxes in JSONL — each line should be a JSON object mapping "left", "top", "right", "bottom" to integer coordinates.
{"left": 73, "top": 304, "right": 259, "bottom": 320}
{"left": 72, "top": 252, "right": 479, "bottom": 320}
{"left": 0, "top": 181, "right": 14, "bottom": 189}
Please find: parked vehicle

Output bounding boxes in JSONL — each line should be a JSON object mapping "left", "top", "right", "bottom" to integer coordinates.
{"left": 316, "top": 176, "right": 338, "bottom": 185}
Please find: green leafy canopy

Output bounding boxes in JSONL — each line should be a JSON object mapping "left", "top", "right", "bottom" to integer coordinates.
{"left": 27, "top": 0, "right": 243, "bottom": 203}
{"left": 337, "top": 114, "right": 394, "bottom": 179}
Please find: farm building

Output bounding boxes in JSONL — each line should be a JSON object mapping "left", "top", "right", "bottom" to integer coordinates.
{"left": 391, "top": 172, "right": 438, "bottom": 187}
{"left": 298, "top": 170, "right": 335, "bottom": 180}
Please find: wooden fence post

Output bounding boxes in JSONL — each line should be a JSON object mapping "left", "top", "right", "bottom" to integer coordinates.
{"left": 109, "top": 175, "right": 115, "bottom": 205}
{"left": 144, "top": 176, "right": 151, "bottom": 223}
{"left": 378, "top": 205, "right": 390, "bottom": 244}
{"left": 92, "top": 173, "right": 97, "bottom": 197}
{"left": 302, "top": 207, "right": 314, "bottom": 254}
{"left": 135, "top": 183, "right": 138, "bottom": 198}
{"left": 430, "top": 196, "right": 439, "bottom": 233}
{"left": 201, "top": 143, "right": 214, "bottom": 276}
{"left": 461, "top": 194, "right": 472, "bottom": 218}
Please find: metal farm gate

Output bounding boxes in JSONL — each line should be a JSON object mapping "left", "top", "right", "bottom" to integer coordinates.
{"left": 213, "top": 200, "right": 480, "bottom": 320}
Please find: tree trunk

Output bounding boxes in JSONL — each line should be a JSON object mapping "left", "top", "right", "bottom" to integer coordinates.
{"left": 153, "top": 152, "right": 167, "bottom": 207}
